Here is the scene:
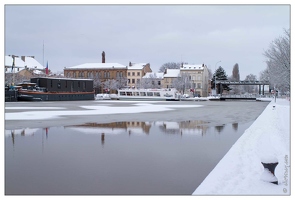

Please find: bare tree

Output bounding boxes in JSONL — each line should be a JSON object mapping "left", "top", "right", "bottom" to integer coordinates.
{"left": 263, "top": 29, "right": 290, "bottom": 92}
{"left": 243, "top": 74, "right": 258, "bottom": 94}
{"left": 159, "top": 62, "right": 181, "bottom": 72}
{"left": 172, "top": 73, "right": 190, "bottom": 94}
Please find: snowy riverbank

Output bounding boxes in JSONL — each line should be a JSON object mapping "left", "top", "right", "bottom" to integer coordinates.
{"left": 193, "top": 98, "right": 290, "bottom": 195}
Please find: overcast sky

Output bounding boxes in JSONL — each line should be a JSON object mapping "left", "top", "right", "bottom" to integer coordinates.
{"left": 5, "top": 4, "right": 290, "bottom": 80}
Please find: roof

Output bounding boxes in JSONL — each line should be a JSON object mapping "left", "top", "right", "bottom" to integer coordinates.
{"left": 181, "top": 64, "right": 204, "bottom": 70}
{"left": 164, "top": 69, "right": 180, "bottom": 78}
{"left": 5, "top": 56, "right": 26, "bottom": 68}
{"left": 142, "top": 72, "right": 164, "bottom": 79}
{"left": 65, "top": 63, "right": 127, "bottom": 69}
{"left": 5, "top": 55, "right": 45, "bottom": 74}
{"left": 24, "top": 56, "right": 44, "bottom": 69}
{"left": 128, "top": 63, "right": 149, "bottom": 70}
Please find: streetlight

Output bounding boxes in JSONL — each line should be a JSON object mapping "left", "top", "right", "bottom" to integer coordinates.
{"left": 214, "top": 61, "right": 221, "bottom": 95}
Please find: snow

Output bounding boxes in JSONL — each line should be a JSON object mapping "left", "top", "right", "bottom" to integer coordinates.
{"left": 142, "top": 72, "right": 164, "bottom": 79}
{"left": 181, "top": 64, "right": 204, "bottom": 70}
{"left": 128, "top": 63, "right": 148, "bottom": 69}
{"left": 5, "top": 103, "right": 203, "bottom": 120}
{"left": 65, "top": 63, "right": 127, "bottom": 69}
{"left": 163, "top": 69, "right": 180, "bottom": 78}
{"left": 193, "top": 98, "right": 290, "bottom": 195}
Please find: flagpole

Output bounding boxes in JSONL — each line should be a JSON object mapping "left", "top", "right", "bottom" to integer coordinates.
{"left": 43, "top": 40, "right": 44, "bottom": 68}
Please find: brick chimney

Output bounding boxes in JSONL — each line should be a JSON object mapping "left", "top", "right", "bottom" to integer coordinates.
{"left": 102, "top": 51, "right": 105, "bottom": 63}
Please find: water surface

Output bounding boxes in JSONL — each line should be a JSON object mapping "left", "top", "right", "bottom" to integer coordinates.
{"left": 5, "top": 120, "right": 252, "bottom": 195}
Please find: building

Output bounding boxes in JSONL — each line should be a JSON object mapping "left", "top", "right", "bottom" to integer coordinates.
{"left": 162, "top": 69, "right": 181, "bottom": 89}
{"left": 127, "top": 62, "right": 152, "bottom": 88}
{"left": 180, "top": 64, "right": 209, "bottom": 97}
{"left": 5, "top": 55, "right": 48, "bottom": 86}
{"left": 64, "top": 52, "right": 128, "bottom": 93}
{"left": 141, "top": 72, "right": 164, "bottom": 89}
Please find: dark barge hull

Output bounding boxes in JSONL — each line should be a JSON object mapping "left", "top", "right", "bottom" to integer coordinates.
{"left": 18, "top": 91, "right": 95, "bottom": 101}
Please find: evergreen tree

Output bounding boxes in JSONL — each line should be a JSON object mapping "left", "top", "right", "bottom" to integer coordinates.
{"left": 211, "top": 66, "right": 231, "bottom": 94}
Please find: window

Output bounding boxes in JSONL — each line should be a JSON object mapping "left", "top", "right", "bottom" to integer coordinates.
{"left": 132, "top": 79, "right": 135, "bottom": 84}
{"left": 158, "top": 81, "right": 161, "bottom": 86}
{"left": 128, "top": 72, "right": 130, "bottom": 76}
{"left": 132, "top": 72, "right": 135, "bottom": 76}
{"left": 147, "top": 92, "right": 153, "bottom": 96}
{"left": 137, "top": 72, "right": 140, "bottom": 76}
{"left": 137, "top": 79, "right": 140, "bottom": 83}
{"left": 57, "top": 82, "right": 61, "bottom": 89}
{"left": 197, "top": 75, "right": 201, "bottom": 80}
{"left": 128, "top": 79, "right": 130, "bottom": 83}
{"left": 78, "top": 81, "right": 80, "bottom": 88}
{"left": 197, "top": 83, "right": 202, "bottom": 89}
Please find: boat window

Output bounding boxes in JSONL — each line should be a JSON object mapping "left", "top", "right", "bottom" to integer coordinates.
{"left": 147, "top": 92, "right": 153, "bottom": 96}
{"left": 140, "top": 92, "right": 146, "bottom": 96}
{"left": 134, "top": 92, "right": 139, "bottom": 96}
{"left": 154, "top": 92, "right": 160, "bottom": 96}
{"left": 120, "top": 92, "right": 126, "bottom": 96}
{"left": 126, "top": 92, "right": 132, "bottom": 96}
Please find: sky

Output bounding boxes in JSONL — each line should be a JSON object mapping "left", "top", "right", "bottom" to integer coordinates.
{"left": 4, "top": 2, "right": 290, "bottom": 80}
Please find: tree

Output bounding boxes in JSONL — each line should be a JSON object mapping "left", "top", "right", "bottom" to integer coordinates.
{"left": 230, "top": 63, "right": 240, "bottom": 94}
{"left": 231, "top": 63, "right": 240, "bottom": 81}
{"left": 158, "top": 62, "right": 180, "bottom": 73}
{"left": 172, "top": 73, "right": 191, "bottom": 94}
{"left": 243, "top": 74, "right": 257, "bottom": 93}
{"left": 211, "top": 66, "right": 231, "bottom": 94}
{"left": 263, "top": 29, "right": 290, "bottom": 92}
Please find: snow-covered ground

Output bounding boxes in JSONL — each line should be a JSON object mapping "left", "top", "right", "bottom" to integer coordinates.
{"left": 193, "top": 98, "right": 290, "bottom": 195}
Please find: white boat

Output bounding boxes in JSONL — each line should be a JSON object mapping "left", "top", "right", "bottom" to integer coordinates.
{"left": 117, "top": 88, "right": 181, "bottom": 101}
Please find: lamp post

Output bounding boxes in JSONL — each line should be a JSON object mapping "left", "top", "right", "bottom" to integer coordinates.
{"left": 214, "top": 61, "right": 221, "bottom": 95}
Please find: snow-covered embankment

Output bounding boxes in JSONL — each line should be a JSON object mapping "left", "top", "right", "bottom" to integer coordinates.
{"left": 193, "top": 98, "right": 290, "bottom": 195}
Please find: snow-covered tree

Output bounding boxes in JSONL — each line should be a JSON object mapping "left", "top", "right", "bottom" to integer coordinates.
{"left": 263, "top": 29, "right": 290, "bottom": 92}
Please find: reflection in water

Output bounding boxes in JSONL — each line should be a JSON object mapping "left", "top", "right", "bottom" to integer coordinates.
{"left": 5, "top": 120, "right": 248, "bottom": 195}
{"left": 215, "top": 125, "right": 225, "bottom": 133}
{"left": 232, "top": 123, "right": 239, "bottom": 131}
{"left": 5, "top": 121, "right": 239, "bottom": 146}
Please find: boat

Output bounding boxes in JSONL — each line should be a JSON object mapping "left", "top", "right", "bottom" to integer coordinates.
{"left": 117, "top": 88, "right": 181, "bottom": 101}
{"left": 16, "top": 77, "right": 95, "bottom": 101}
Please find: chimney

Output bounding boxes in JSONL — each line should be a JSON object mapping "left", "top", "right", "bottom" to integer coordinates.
{"left": 129, "top": 61, "right": 132, "bottom": 66}
{"left": 102, "top": 51, "right": 105, "bottom": 63}
{"left": 21, "top": 56, "right": 25, "bottom": 62}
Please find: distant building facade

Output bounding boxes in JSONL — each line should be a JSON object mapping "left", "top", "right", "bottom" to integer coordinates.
{"left": 162, "top": 69, "right": 181, "bottom": 89}
{"left": 180, "top": 64, "right": 209, "bottom": 97}
{"left": 64, "top": 63, "right": 128, "bottom": 93}
{"left": 127, "top": 62, "right": 152, "bottom": 88}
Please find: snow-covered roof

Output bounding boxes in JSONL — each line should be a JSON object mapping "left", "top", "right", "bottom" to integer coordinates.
{"left": 142, "top": 72, "right": 164, "bottom": 79}
{"left": 181, "top": 64, "right": 204, "bottom": 70}
{"left": 164, "top": 69, "right": 180, "bottom": 78}
{"left": 65, "top": 63, "right": 127, "bottom": 69}
{"left": 128, "top": 63, "right": 148, "bottom": 70}
{"left": 5, "top": 56, "right": 26, "bottom": 68}
{"left": 24, "top": 56, "right": 44, "bottom": 69}
{"left": 5, "top": 55, "right": 44, "bottom": 70}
